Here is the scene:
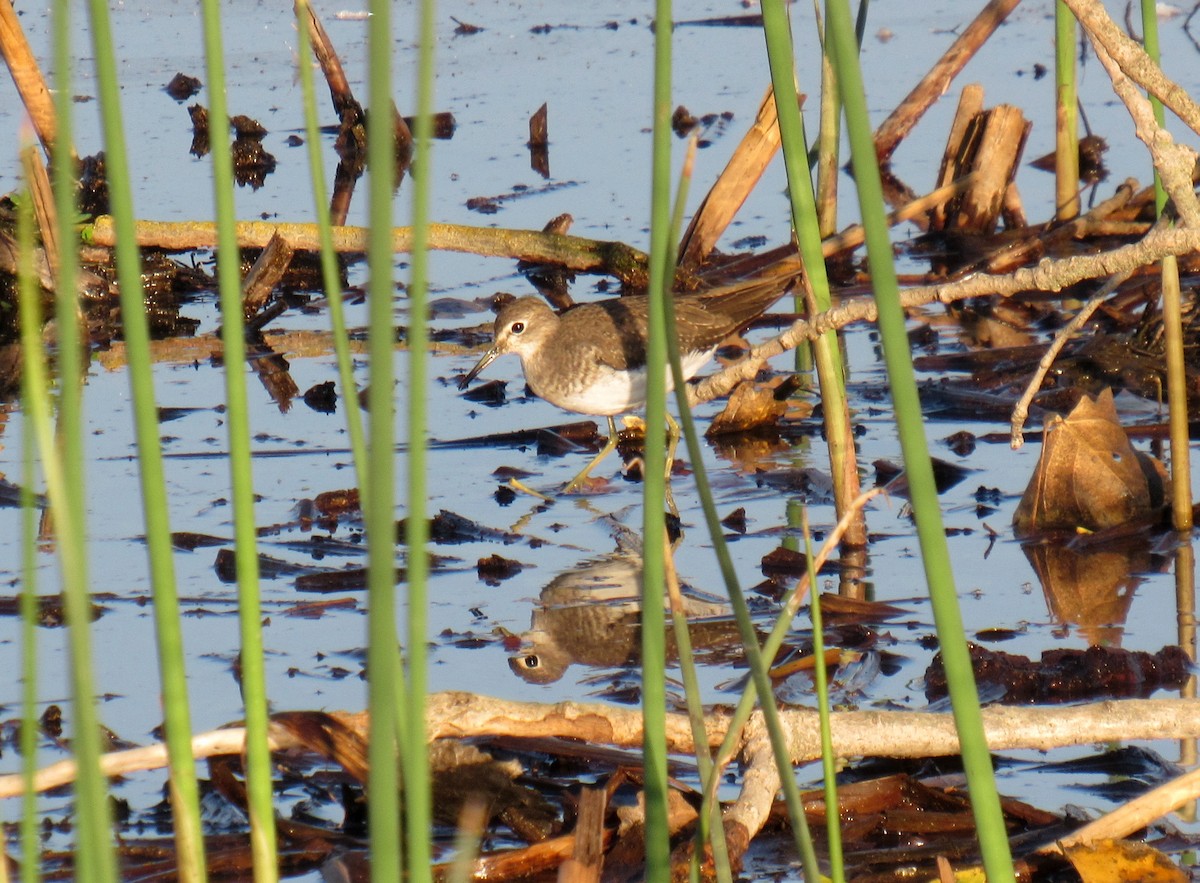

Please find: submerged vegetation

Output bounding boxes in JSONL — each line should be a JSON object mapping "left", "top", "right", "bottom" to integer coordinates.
{"left": 2, "top": 0, "right": 1200, "bottom": 880}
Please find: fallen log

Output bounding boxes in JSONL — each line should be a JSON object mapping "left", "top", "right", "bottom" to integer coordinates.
{"left": 86, "top": 216, "right": 653, "bottom": 287}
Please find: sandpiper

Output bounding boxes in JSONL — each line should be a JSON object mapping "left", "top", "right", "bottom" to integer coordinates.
{"left": 459, "top": 278, "right": 792, "bottom": 492}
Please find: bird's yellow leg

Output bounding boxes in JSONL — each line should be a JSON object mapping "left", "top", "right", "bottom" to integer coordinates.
{"left": 563, "top": 416, "right": 621, "bottom": 493}
{"left": 665, "top": 412, "right": 680, "bottom": 478}
{"left": 507, "top": 477, "right": 554, "bottom": 503}
{"left": 664, "top": 412, "right": 680, "bottom": 517}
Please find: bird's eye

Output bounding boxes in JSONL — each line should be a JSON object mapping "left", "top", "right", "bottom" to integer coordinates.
{"left": 511, "top": 321, "right": 526, "bottom": 335}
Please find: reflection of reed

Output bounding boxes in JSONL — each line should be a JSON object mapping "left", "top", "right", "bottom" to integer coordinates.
{"left": 509, "top": 550, "right": 728, "bottom": 685}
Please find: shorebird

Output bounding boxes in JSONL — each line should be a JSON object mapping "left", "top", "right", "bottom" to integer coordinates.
{"left": 459, "top": 278, "right": 791, "bottom": 492}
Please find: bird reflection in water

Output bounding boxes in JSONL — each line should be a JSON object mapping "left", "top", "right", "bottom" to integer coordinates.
{"left": 508, "top": 530, "right": 734, "bottom": 685}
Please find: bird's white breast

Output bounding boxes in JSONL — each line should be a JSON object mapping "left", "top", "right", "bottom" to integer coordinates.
{"left": 530, "top": 347, "right": 716, "bottom": 416}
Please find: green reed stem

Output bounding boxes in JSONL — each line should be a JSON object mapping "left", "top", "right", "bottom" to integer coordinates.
{"left": 664, "top": 177, "right": 821, "bottom": 883}
{"left": 1140, "top": 0, "right": 1192, "bottom": 531}
{"left": 195, "top": 2, "right": 277, "bottom": 877}
{"left": 18, "top": 181, "right": 112, "bottom": 883}
{"left": 47, "top": 0, "right": 87, "bottom": 870}
{"left": 823, "top": 0, "right": 1015, "bottom": 876}
{"left": 662, "top": 140, "right": 734, "bottom": 883}
{"left": 641, "top": 0, "right": 673, "bottom": 872}
{"left": 664, "top": 297, "right": 821, "bottom": 880}
{"left": 854, "top": 0, "right": 869, "bottom": 46}
{"left": 403, "top": 1, "right": 437, "bottom": 881}
{"left": 1055, "top": 2, "right": 1080, "bottom": 220}
{"left": 54, "top": 5, "right": 208, "bottom": 878}
{"left": 85, "top": 3, "right": 197, "bottom": 879}
{"left": 47, "top": 0, "right": 83, "bottom": 607}
{"left": 802, "top": 517, "right": 843, "bottom": 883}
{"left": 72, "top": 0, "right": 210, "bottom": 874}
{"left": 813, "top": 5, "right": 840, "bottom": 240}
{"left": 762, "top": 0, "right": 864, "bottom": 548}
{"left": 293, "top": 0, "right": 369, "bottom": 497}
{"left": 17, "top": 182, "right": 43, "bottom": 883}
{"left": 364, "top": 0, "right": 402, "bottom": 880}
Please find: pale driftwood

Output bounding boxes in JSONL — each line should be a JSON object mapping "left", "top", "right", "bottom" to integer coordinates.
{"left": 691, "top": 222, "right": 1200, "bottom": 405}
{"left": 86, "top": 217, "right": 653, "bottom": 286}
{"left": 2, "top": 693, "right": 1198, "bottom": 860}
{"left": 873, "top": 0, "right": 1022, "bottom": 163}
{"left": 241, "top": 230, "right": 295, "bottom": 318}
{"left": 1076, "top": 5, "right": 1200, "bottom": 227}
{"left": 932, "top": 85, "right": 984, "bottom": 231}
{"left": 1062, "top": 0, "right": 1200, "bottom": 143}
{"left": 950, "top": 105, "right": 1031, "bottom": 234}
{"left": 723, "top": 715, "right": 778, "bottom": 850}
{"left": 4, "top": 697, "right": 1200, "bottom": 800}
{"left": 1045, "top": 765, "right": 1200, "bottom": 853}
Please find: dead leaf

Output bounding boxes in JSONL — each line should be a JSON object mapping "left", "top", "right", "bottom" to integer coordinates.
{"left": 1064, "top": 839, "right": 1186, "bottom": 882}
{"left": 1013, "top": 389, "right": 1166, "bottom": 535}
{"left": 706, "top": 380, "right": 788, "bottom": 436}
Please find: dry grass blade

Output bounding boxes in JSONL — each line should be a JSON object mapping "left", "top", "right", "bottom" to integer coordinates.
{"left": 0, "top": 0, "right": 59, "bottom": 158}
{"left": 873, "top": 0, "right": 1022, "bottom": 163}
{"left": 678, "top": 87, "right": 783, "bottom": 270}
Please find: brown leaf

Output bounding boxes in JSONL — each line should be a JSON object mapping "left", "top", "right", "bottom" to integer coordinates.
{"left": 1013, "top": 389, "right": 1166, "bottom": 535}
{"left": 314, "top": 488, "right": 360, "bottom": 515}
{"left": 706, "top": 380, "right": 787, "bottom": 436}
{"left": 477, "top": 553, "right": 525, "bottom": 585}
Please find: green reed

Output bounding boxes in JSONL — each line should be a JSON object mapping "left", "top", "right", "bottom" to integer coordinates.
{"left": 93, "top": 0, "right": 224, "bottom": 876}
{"left": 364, "top": 0, "right": 403, "bottom": 880}
{"left": 663, "top": 140, "right": 736, "bottom": 883}
{"left": 803, "top": 519, "right": 843, "bottom": 882}
{"left": 196, "top": 2, "right": 278, "bottom": 877}
{"left": 813, "top": 6, "right": 841, "bottom": 239}
{"left": 1055, "top": 2, "right": 1080, "bottom": 220}
{"left": 16, "top": 168, "right": 43, "bottom": 883}
{"left": 663, "top": 290, "right": 822, "bottom": 883}
{"left": 823, "top": 0, "right": 1016, "bottom": 876}
{"left": 293, "top": 0, "right": 369, "bottom": 493}
{"left": 762, "top": 0, "right": 864, "bottom": 548}
{"left": 403, "top": 0, "right": 438, "bottom": 879}
{"left": 45, "top": 0, "right": 93, "bottom": 875}
{"left": 658, "top": 101, "right": 824, "bottom": 877}
{"left": 758, "top": 4, "right": 860, "bottom": 870}
{"left": 17, "top": 163, "right": 113, "bottom": 883}
{"left": 1140, "top": 0, "right": 1193, "bottom": 531}
{"left": 640, "top": 0, "right": 674, "bottom": 871}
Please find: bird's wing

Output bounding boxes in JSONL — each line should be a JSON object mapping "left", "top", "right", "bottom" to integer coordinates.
{"left": 588, "top": 300, "right": 644, "bottom": 371}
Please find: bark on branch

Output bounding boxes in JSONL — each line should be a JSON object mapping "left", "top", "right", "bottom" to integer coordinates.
{"left": 691, "top": 223, "right": 1200, "bottom": 404}
{"left": 86, "top": 216, "right": 652, "bottom": 287}
{"left": 4, "top": 694, "right": 1198, "bottom": 800}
